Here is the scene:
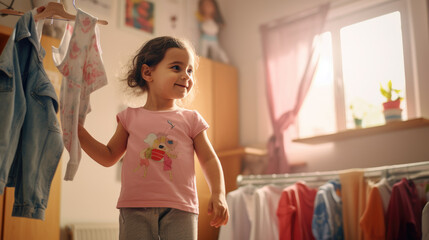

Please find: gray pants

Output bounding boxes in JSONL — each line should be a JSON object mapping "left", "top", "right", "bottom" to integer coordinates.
{"left": 119, "top": 208, "right": 198, "bottom": 240}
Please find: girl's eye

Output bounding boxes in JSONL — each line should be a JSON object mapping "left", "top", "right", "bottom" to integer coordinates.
{"left": 171, "top": 65, "right": 180, "bottom": 71}
{"left": 187, "top": 69, "right": 193, "bottom": 74}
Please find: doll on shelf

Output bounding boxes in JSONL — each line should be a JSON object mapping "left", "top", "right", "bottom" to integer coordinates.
{"left": 196, "top": 0, "right": 229, "bottom": 63}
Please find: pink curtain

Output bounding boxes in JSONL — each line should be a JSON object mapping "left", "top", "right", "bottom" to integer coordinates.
{"left": 261, "top": 4, "right": 329, "bottom": 174}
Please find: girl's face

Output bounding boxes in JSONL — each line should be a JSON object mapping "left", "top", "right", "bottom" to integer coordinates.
{"left": 146, "top": 48, "right": 195, "bottom": 102}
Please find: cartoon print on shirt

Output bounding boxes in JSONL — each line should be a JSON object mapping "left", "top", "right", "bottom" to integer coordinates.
{"left": 135, "top": 133, "right": 177, "bottom": 179}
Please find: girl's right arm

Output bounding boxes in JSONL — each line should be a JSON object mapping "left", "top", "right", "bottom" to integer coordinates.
{"left": 78, "top": 122, "right": 129, "bottom": 167}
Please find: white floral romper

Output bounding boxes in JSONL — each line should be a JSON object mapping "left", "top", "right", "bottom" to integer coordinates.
{"left": 53, "top": 9, "right": 108, "bottom": 181}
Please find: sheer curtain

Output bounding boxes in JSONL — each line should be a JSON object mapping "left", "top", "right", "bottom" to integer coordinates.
{"left": 261, "top": 4, "right": 329, "bottom": 174}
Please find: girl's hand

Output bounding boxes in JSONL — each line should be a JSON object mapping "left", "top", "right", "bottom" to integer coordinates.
{"left": 207, "top": 193, "right": 229, "bottom": 228}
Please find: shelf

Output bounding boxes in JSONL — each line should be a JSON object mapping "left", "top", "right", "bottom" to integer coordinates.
{"left": 217, "top": 147, "right": 267, "bottom": 158}
{"left": 292, "top": 118, "right": 429, "bottom": 144}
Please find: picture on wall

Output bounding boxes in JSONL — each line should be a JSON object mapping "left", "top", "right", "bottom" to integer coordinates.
{"left": 125, "top": 0, "right": 155, "bottom": 34}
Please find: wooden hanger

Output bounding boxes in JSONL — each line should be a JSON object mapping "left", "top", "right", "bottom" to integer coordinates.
{"left": 0, "top": 2, "right": 108, "bottom": 25}
{"left": 0, "top": 8, "right": 24, "bottom": 16}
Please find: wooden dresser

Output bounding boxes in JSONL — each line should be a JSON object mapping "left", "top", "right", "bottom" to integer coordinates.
{"left": 188, "top": 57, "right": 241, "bottom": 240}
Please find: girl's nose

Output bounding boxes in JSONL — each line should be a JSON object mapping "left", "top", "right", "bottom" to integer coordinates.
{"left": 182, "top": 73, "right": 190, "bottom": 80}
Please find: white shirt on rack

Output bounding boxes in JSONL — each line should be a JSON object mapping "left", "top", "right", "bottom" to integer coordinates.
{"left": 250, "top": 185, "right": 283, "bottom": 240}
{"left": 218, "top": 185, "right": 256, "bottom": 240}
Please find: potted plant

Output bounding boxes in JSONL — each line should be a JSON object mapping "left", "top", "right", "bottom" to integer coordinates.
{"left": 380, "top": 80, "right": 403, "bottom": 123}
{"left": 349, "top": 98, "right": 370, "bottom": 128}
{"left": 349, "top": 104, "right": 363, "bottom": 128}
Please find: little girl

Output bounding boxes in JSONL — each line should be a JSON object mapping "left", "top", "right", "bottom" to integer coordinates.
{"left": 78, "top": 36, "right": 229, "bottom": 239}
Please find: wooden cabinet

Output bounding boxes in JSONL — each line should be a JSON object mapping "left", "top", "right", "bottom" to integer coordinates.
{"left": 0, "top": 25, "right": 61, "bottom": 240}
{"left": 188, "top": 57, "right": 240, "bottom": 240}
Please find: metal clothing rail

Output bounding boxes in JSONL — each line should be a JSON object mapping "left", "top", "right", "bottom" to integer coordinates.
{"left": 236, "top": 161, "right": 429, "bottom": 187}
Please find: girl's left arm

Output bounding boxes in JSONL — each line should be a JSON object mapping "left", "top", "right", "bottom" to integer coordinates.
{"left": 194, "top": 130, "right": 229, "bottom": 228}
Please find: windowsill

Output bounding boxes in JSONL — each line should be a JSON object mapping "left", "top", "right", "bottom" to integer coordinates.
{"left": 292, "top": 118, "right": 429, "bottom": 144}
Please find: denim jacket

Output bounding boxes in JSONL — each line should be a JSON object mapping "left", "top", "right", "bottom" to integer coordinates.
{"left": 0, "top": 11, "right": 63, "bottom": 220}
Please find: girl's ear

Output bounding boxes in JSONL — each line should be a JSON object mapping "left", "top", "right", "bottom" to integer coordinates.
{"left": 141, "top": 64, "right": 153, "bottom": 82}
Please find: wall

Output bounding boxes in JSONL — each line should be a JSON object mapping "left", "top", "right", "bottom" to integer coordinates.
{"left": 218, "top": 0, "right": 429, "bottom": 172}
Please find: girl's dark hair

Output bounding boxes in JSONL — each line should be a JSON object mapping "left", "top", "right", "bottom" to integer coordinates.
{"left": 124, "top": 36, "right": 196, "bottom": 93}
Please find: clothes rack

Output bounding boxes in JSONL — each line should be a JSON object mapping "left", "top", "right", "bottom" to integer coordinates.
{"left": 0, "top": 2, "right": 108, "bottom": 25}
{"left": 237, "top": 161, "right": 429, "bottom": 186}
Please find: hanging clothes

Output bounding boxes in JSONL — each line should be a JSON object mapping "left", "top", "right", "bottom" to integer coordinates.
{"left": 250, "top": 185, "right": 283, "bottom": 240}
{"left": 386, "top": 178, "right": 423, "bottom": 240}
{"left": 373, "top": 177, "right": 392, "bottom": 212}
{"left": 0, "top": 10, "right": 63, "bottom": 220}
{"left": 339, "top": 170, "right": 368, "bottom": 240}
{"left": 231, "top": 162, "right": 429, "bottom": 240}
{"left": 359, "top": 179, "right": 386, "bottom": 240}
{"left": 218, "top": 185, "right": 256, "bottom": 240}
{"left": 52, "top": 9, "right": 108, "bottom": 181}
{"left": 423, "top": 202, "right": 429, "bottom": 240}
{"left": 277, "top": 181, "right": 317, "bottom": 240}
{"left": 312, "top": 180, "right": 344, "bottom": 240}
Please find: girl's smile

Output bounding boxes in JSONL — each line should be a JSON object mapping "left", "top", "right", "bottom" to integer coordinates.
{"left": 174, "top": 83, "right": 187, "bottom": 87}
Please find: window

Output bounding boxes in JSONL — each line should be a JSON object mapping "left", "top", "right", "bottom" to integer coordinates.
{"left": 341, "top": 11, "right": 407, "bottom": 128}
{"left": 297, "top": 0, "right": 412, "bottom": 138}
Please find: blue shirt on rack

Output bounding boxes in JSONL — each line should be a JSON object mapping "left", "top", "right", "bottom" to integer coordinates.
{"left": 312, "top": 180, "right": 344, "bottom": 240}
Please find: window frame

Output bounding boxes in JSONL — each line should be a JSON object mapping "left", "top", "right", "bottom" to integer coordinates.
{"left": 322, "top": 0, "right": 416, "bottom": 132}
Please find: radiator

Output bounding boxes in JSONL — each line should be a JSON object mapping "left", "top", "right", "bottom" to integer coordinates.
{"left": 67, "top": 223, "right": 119, "bottom": 240}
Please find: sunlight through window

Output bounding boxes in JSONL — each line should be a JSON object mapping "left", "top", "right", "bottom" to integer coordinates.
{"left": 298, "top": 32, "right": 336, "bottom": 138}
{"left": 341, "top": 11, "right": 406, "bottom": 128}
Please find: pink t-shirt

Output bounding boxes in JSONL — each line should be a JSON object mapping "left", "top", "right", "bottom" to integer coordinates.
{"left": 116, "top": 107, "right": 209, "bottom": 214}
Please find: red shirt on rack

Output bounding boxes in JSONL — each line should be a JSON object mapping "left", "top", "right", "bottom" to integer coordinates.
{"left": 277, "top": 181, "right": 317, "bottom": 240}
{"left": 386, "top": 178, "right": 423, "bottom": 240}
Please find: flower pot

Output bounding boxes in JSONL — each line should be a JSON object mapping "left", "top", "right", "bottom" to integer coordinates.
{"left": 383, "top": 108, "right": 402, "bottom": 123}
{"left": 382, "top": 99, "right": 402, "bottom": 123}
{"left": 353, "top": 118, "right": 362, "bottom": 128}
{"left": 382, "top": 98, "right": 401, "bottom": 110}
